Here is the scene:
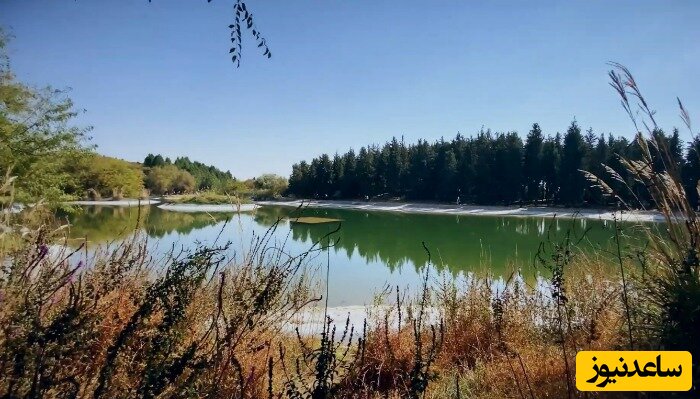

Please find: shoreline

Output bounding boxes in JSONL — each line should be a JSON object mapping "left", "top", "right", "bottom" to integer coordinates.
{"left": 66, "top": 199, "right": 160, "bottom": 206}
{"left": 62, "top": 199, "right": 258, "bottom": 213}
{"left": 256, "top": 199, "right": 666, "bottom": 223}
{"left": 157, "top": 203, "right": 259, "bottom": 213}
{"left": 63, "top": 198, "right": 667, "bottom": 222}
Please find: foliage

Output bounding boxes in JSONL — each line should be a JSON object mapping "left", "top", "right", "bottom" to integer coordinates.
{"left": 174, "top": 156, "right": 235, "bottom": 192}
{"left": 143, "top": 153, "right": 169, "bottom": 168}
{"left": 253, "top": 173, "right": 288, "bottom": 199}
{"left": 278, "top": 316, "right": 366, "bottom": 399}
{"left": 144, "top": 154, "right": 237, "bottom": 194}
{"left": 144, "top": 0, "right": 272, "bottom": 68}
{"left": 227, "top": 0, "right": 272, "bottom": 67}
{"left": 68, "top": 154, "right": 145, "bottom": 199}
{"left": 0, "top": 30, "right": 91, "bottom": 204}
{"left": 288, "top": 126, "right": 700, "bottom": 207}
{"left": 145, "top": 164, "right": 196, "bottom": 195}
{"left": 163, "top": 192, "right": 250, "bottom": 205}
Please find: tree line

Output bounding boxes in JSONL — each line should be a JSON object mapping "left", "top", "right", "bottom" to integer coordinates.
{"left": 143, "top": 154, "right": 236, "bottom": 195}
{"left": 144, "top": 154, "right": 235, "bottom": 192}
{"left": 288, "top": 121, "right": 700, "bottom": 208}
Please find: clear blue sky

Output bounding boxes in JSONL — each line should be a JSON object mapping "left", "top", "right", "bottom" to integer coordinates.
{"left": 2, "top": 1, "right": 699, "bottom": 178}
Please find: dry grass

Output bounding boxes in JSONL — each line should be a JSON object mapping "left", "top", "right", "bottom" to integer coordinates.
{"left": 0, "top": 213, "right": 324, "bottom": 398}
{"left": 0, "top": 207, "right": 636, "bottom": 399}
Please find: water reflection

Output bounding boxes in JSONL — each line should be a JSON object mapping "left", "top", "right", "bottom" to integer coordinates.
{"left": 63, "top": 205, "right": 646, "bottom": 302}
{"left": 62, "top": 205, "right": 230, "bottom": 242}
{"left": 271, "top": 207, "right": 632, "bottom": 276}
{"left": 62, "top": 205, "right": 649, "bottom": 306}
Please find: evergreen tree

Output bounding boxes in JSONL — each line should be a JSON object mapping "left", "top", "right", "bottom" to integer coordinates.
{"left": 356, "top": 147, "right": 375, "bottom": 198}
{"left": 683, "top": 137, "right": 700, "bottom": 208}
{"left": 433, "top": 144, "right": 457, "bottom": 201}
{"left": 522, "top": 123, "right": 544, "bottom": 202}
{"left": 408, "top": 140, "right": 434, "bottom": 200}
{"left": 144, "top": 153, "right": 156, "bottom": 167}
{"left": 384, "top": 137, "right": 405, "bottom": 196}
{"left": 342, "top": 149, "right": 358, "bottom": 197}
{"left": 497, "top": 132, "right": 523, "bottom": 204}
{"left": 472, "top": 130, "right": 495, "bottom": 204}
{"left": 668, "top": 128, "right": 684, "bottom": 177}
{"left": 288, "top": 161, "right": 311, "bottom": 197}
{"left": 331, "top": 153, "right": 345, "bottom": 197}
{"left": 586, "top": 134, "right": 610, "bottom": 205}
{"left": 316, "top": 154, "right": 333, "bottom": 197}
{"left": 559, "top": 121, "right": 587, "bottom": 205}
{"left": 540, "top": 136, "right": 561, "bottom": 203}
{"left": 284, "top": 123, "right": 694, "bottom": 209}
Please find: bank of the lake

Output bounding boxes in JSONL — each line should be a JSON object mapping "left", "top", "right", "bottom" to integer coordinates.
{"left": 64, "top": 198, "right": 258, "bottom": 213}
{"left": 66, "top": 199, "right": 160, "bottom": 206}
{"left": 257, "top": 199, "right": 665, "bottom": 223}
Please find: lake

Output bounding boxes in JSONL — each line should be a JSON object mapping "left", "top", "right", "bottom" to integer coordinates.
{"left": 62, "top": 204, "right": 646, "bottom": 307}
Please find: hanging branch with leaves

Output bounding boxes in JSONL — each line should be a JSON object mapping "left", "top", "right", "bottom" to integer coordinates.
{"left": 229, "top": 0, "right": 271, "bottom": 67}
{"left": 147, "top": 0, "right": 272, "bottom": 67}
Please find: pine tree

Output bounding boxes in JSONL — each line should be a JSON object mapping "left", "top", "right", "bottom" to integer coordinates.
{"left": 522, "top": 123, "right": 544, "bottom": 202}
{"left": 433, "top": 144, "right": 457, "bottom": 201}
{"left": 683, "top": 137, "right": 700, "bottom": 208}
{"left": 540, "top": 137, "right": 561, "bottom": 203}
{"left": 331, "top": 153, "right": 345, "bottom": 197}
{"left": 356, "top": 147, "right": 375, "bottom": 198}
{"left": 342, "top": 149, "right": 358, "bottom": 197}
{"left": 559, "top": 121, "right": 586, "bottom": 205}
{"left": 408, "top": 140, "right": 435, "bottom": 200}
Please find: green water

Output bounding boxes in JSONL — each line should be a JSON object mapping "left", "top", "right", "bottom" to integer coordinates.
{"left": 63, "top": 205, "right": 646, "bottom": 306}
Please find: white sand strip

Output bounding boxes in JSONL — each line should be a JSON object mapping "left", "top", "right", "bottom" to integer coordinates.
{"left": 66, "top": 199, "right": 160, "bottom": 206}
{"left": 157, "top": 203, "right": 259, "bottom": 213}
{"left": 257, "top": 200, "right": 666, "bottom": 223}
{"left": 288, "top": 305, "right": 442, "bottom": 336}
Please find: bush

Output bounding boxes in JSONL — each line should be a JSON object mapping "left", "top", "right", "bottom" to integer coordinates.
{"left": 73, "top": 154, "right": 144, "bottom": 199}
{"left": 253, "top": 174, "right": 288, "bottom": 199}
{"left": 0, "top": 218, "right": 318, "bottom": 398}
{"left": 145, "top": 165, "right": 196, "bottom": 195}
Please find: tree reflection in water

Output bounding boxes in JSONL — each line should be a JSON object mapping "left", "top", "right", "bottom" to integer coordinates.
{"left": 62, "top": 205, "right": 645, "bottom": 279}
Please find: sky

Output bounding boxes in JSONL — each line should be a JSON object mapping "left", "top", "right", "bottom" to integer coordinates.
{"left": 1, "top": 1, "right": 699, "bottom": 178}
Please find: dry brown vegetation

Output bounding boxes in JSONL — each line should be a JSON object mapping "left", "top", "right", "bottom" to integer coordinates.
{"left": 0, "top": 211, "right": 637, "bottom": 398}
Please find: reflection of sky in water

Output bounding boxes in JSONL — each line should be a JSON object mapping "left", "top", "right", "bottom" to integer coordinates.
{"left": 138, "top": 216, "right": 424, "bottom": 307}
{"left": 65, "top": 205, "right": 647, "bottom": 307}
{"left": 66, "top": 208, "right": 425, "bottom": 307}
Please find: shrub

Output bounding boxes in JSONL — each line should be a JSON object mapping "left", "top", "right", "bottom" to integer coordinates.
{"left": 145, "top": 165, "right": 196, "bottom": 195}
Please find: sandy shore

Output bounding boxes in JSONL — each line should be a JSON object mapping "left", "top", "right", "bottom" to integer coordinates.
{"left": 157, "top": 203, "right": 259, "bottom": 213}
{"left": 290, "top": 305, "right": 442, "bottom": 335}
{"left": 257, "top": 199, "right": 665, "bottom": 223}
{"left": 290, "top": 306, "right": 369, "bottom": 335}
{"left": 66, "top": 199, "right": 160, "bottom": 206}
{"left": 64, "top": 200, "right": 260, "bottom": 213}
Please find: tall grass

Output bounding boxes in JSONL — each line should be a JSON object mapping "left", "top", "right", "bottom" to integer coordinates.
{"left": 0, "top": 208, "right": 324, "bottom": 398}
{"left": 583, "top": 63, "right": 700, "bottom": 393}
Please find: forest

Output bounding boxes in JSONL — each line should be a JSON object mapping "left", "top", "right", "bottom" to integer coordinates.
{"left": 287, "top": 122, "right": 700, "bottom": 207}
